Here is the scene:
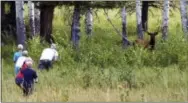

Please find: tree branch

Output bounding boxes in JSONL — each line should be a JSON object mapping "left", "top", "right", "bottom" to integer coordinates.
{"left": 103, "top": 9, "right": 131, "bottom": 44}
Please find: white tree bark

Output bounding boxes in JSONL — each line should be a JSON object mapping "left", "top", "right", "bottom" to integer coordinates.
{"left": 162, "top": 0, "right": 170, "bottom": 41}
{"left": 85, "top": 8, "right": 93, "bottom": 38}
{"left": 136, "top": 0, "right": 144, "bottom": 39}
{"left": 34, "top": 3, "right": 40, "bottom": 35}
{"left": 28, "top": 1, "right": 35, "bottom": 36}
{"left": 16, "top": 1, "right": 26, "bottom": 46}
{"left": 180, "top": 0, "right": 188, "bottom": 38}
{"left": 122, "top": 6, "right": 129, "bottom": 48}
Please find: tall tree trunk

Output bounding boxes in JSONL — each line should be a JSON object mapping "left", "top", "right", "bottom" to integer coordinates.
{"left": 16, "top": 1, "right": 26, "bottom": 46}
{"left": 71, "top": 4, "right": 81, "bottom": 49}
{"left": 28, "top": 1, "right": 35, "bottom": 37}
{"left": 85, "top": 8, "right": 93, "bottom": 38}
{"left": 34, "top": 3, "right": 40, "bottom": 35}
{"left": 162, "top": 0, "right": 170, "bottom": 41}
{"left": 9, "top": 1, "right": 16, "bottom": 37}
{"left": 136, "top": 0, "right": 144, "bottom": 39}
{"left": 122, "top": 6, "right": 129, "bottom": 48}
{"left": 142, "top": 1, "right": 149, "bottom": 31}
{"left": 180, "top": 0, "right": 188, "bottom": 39}
{"left": 40, "top": 5, "right": 55, "bottom": 44}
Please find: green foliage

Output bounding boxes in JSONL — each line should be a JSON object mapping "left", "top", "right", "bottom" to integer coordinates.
{"left": 2, "top": 7, "right": 188, "bottom": 102}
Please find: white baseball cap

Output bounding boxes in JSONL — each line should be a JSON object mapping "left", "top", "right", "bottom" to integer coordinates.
{"left": 17, "top": 44, "right": 23, "bottom": 50}
{"left": 22, "top": 50, "right": 28, "bottom": 56}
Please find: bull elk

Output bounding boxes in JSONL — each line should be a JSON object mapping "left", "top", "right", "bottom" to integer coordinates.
{"left": 134, "top": 26, "right": 161, "bottom": 50}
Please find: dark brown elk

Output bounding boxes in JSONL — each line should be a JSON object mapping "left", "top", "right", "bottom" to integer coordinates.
{"left": 134, "top": 27, "right": 160, "bottom": 50}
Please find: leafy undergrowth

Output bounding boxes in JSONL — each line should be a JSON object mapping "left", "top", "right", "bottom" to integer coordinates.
{"left": 1, "top": 7, "right": 188, "bottom": 102}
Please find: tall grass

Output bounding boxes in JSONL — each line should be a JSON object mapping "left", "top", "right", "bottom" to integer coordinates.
{"left": 1, "top": 6, "right": 188, "bottom": 102}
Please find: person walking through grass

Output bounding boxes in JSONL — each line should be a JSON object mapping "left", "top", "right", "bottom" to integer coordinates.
{"left": 15, "top": 57, "right": 33, "bottom": 90}
{"left": 16, "top": 59, "right": 38, "bottom": 96}
{"left": 15, "top": 50, "right": 32, "bottom": 75}
{"left": 38, "top": 43, "right": 58, "bottom": 71}
{"left": 13, "top": 44, "right": 24, "bottom": 63}
{"left": 13, "top": 44, "right": 23, "bottom": 74}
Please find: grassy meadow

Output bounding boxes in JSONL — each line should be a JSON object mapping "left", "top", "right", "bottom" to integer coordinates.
{"left": 1, "top": 6, "right": 188, "bottom": 102}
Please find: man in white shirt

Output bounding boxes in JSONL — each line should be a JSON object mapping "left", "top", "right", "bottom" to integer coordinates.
{"left": 15, "top": 50, "right": 31, "bottom": 75}
{"left": 38, "top": 44, "right": 58, "bottom": 70}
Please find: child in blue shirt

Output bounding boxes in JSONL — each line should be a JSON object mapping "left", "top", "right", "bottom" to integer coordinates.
{"left": 13, "top": 44, "right": 23, "bottom": 75}
{"left": 13, "top": 44, "right": 23, "bottom": 63}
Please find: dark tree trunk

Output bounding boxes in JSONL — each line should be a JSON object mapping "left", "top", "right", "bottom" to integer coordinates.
{"left": 142, "top": 1, "right": 149, "bottom": 31}
{"left": 122, "top": 6, "right": 129, "bottom": 48}
{"left": 40, "top": 5, "right": 55, "bottom": 44}
{"left": 16, "top": 1, "right": 26, "bottom": 46}
{"left": 34, "top": 3, "right": 40, "bottom": 35}
{"left": 8, "top": 1, "right": 16, "bottom": 36}
{"left": 1, "top": 2, "right": 6, "bottom": 31}
{"left": 1, "top": 2, "right": 5, "bottom": 19}
{"left": 71, "top": 4, "right": 81, "bottom": 49}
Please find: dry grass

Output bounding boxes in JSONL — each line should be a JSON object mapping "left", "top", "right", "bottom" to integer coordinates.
{"left": 2, "top": 82, "right": 188, "bottom": 102}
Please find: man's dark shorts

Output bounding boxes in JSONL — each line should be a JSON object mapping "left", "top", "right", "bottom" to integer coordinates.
{"left": 38, "top": 60, "right": 52, "bottom": 70}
